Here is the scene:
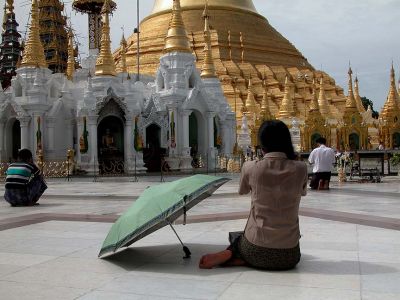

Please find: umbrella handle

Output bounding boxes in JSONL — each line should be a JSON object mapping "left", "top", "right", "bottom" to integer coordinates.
{"left": 168, "top": 222, "right": 191, "bottom": 259}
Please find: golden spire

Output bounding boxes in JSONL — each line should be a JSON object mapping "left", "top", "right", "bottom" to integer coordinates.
{"left": 309, "top": 79, "right": 320, "bottom": 112}
{"left": 354, "top": 76, "right": 366, "bottom": 113}
{"left": 261, "top": 80, "right": 273, "bottom": 120}
{"left": 95, "top": 0, "right": 116, "bottom": 76}
{"left": 278, "top": 76, "right": 295, "bottom": 119}
{"left": 245, "top": 77, "right": 258, "bottom": 114}
{"left": 345, "top": 66, "right": 358, "bottom": 111}
{"left": 6, "top": 0, "right": 14, "bottom": 14}
{"left": 20, "top": 0, "right": 47, "bottom": 68}
{"left": 118, "top": 32, "right": 128, "bottom": 74}
{"left": 318, "top": 77, "right": 330, "bottom": 116}
{"left": 200, "top": 1, "right": 217, "bottom": 78}
{"left": 164, "top": 0, "right": 191, "bottom": 53}
{"left": 381, "top": 64, "right": 400, "bottom": 118}
{"left": 66, "top": 29, "right": 75, "bottom": 81}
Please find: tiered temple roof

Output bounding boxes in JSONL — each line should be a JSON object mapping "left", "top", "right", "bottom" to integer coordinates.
{"left": 0, "top": 0, "right": 22, "bottom": 89}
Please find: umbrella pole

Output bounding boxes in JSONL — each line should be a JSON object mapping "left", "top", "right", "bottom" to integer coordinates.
{"left": 168, "top": 223, "right": 191, "bottom": 259}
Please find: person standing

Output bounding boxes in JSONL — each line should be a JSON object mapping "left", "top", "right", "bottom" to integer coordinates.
{"left": 308, "top": 137, "right": 336, "bottom": 190}
{"left": 199, "top": 120, "right": 308, "bottom": 270}
{"left": 4, "top": 149, "right": 47, "bottom": 206}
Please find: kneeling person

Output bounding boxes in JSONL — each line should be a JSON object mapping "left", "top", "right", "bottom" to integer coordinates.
{"left": 4, "top": 149, "right": 47, "bottom": 206}
{"left": 308, "top": 137, "right": 335, "bottom": 190}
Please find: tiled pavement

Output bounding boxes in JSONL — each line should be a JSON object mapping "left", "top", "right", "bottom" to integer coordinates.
{"left": 0, "top": 175, "right": 399, "bottom": 299}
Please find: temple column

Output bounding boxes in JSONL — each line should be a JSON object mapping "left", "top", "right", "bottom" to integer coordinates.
{"left": 180, "top": 110, "right": 192, "bottom": 170}
{"left": 19, "top": 117, "right": 30, "bottom": 150}
{"left": 88, "top": 115, "right": 98, "bottom": 174}
{"left": 65, "top": 119, "right": 74, "bottom": 150}
{"left": 207, "top": 112, "right": 216, "bottom": 168}
{"left": 46, "top": 118, "right": 55, "bottom": 152}
{"left": 165, "top": 107, "right": 180, "bottom": 170}
{"left": 0, "top": 120, "right": 5, "bottom": 162}
{"left": 32, "top": 112, "right": 45, "bottom": 158}
{"left": 124, "top": 119, "right": 133, "bottom": 173}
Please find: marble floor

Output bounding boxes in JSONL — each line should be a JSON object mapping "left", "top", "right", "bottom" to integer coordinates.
{"left": 0, "top": 175, "right": 399, "bottom": 299}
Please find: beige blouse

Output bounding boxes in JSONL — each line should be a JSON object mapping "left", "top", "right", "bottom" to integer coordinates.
{"left": 239, "top": 152, "right": 308, "bottom": 249}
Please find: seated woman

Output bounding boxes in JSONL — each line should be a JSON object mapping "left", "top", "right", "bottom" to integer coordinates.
{"left": 199, "top": 120, "right": 308, "bottom": 270}
{"left": 4, "top": 149, "right": 47, "bottom": 207}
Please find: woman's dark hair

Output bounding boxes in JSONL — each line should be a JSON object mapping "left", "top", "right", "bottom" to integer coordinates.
{"left": 18, "top": 149, "right": 33, "bottom": 162}
{"left": 258, "top": 120, "right": 296, "bottom": 160}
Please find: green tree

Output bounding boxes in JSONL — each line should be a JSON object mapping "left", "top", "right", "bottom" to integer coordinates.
{"left": 361, "top": 97, "right": 379, "bottom": 119}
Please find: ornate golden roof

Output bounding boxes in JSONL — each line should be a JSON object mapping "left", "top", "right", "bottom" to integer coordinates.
{"left": 345, "top": 67, "right": 358, "bottom": 112}
{"left": 151, "top": 0, "right": 257, "bottom": 15}
{"left": 21, "top": 0, "right": 47, "bottom": 68}
{"left": 95, "top": 0, "right": 116, "bottom": 76}
{"left": 380, "top": 64, "right": 400, "bottom": 119}
{"left": 244, "top": 77, "right": 258, "bottom": 114}
{"left": 318, "top": 77, "right": 330, "bottom": 117}
{"left": 200, "top": 2, "right": 217, "bottom": 78}
{"left": 66, "top": 29, "right": 75, "bottom": 81}
{"left": 117, "top": 33, "right": 128, "bottom": 74}
{"left": 261, "top": 81, "right": 273, "bottom": 120}
{"left": 164, "top": 0, "right": 191, "bottom": 53}
{"left": 278, "top": 76, "right": 295, "bottom": 119}
{"left": 354, "top": 76, "right": 366, "bottom": 113}
{"left": 115, "top": 0, "right": 348, "bottom": 130}
{"left": 309, "top": 79, "right": 320, "bottom": 112}
{"left": 72, "top": 0, "right": 116, "bottom": 14}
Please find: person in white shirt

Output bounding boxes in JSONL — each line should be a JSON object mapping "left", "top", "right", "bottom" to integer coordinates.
{"left": 308, "top": 137, "right": 336, "bottom": 190}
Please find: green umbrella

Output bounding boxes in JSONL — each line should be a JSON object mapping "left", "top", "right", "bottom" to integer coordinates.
{"left": 99, "top": 174, "right": 230, "bottom": 258}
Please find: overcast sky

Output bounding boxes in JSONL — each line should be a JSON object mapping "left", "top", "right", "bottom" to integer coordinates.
{"left": 3, "top": 0, "right": 399, "bottom": 110}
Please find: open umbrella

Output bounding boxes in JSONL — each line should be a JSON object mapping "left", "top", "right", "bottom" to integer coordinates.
{"left": 99, "top": 174, "right": 230, "bottom": 258}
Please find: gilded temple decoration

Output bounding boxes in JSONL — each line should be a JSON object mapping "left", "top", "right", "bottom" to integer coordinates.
{"left": 244, "top": 77, "right": 258, "bottom": 115}
{"left": 38, "top": 0, "right": 68, "bottom": 73}
{"left": 117, "top": 33, "right": 128, "bottom": 74}
{"left": 318, "top": 77, "right": 330, "bottom": 117}
{"left": 114, "top": 0, "right": 350, "bottom": 137}
{"left": 338, "top": 67, "right": 368, "bottom": 150}
{"left": 164, "top": 0, "right": 191, "bottom": 53}
{"left": 200, "top": 1, "right": 217, "bottom": 78}
{"left": 66, "top": 29, "right": 75, "bottom": 81}
{"left": 95, "top": 0, "right": 116, "bottom": 76}
{"left": 260, "top": 81, "right": 273, "bottom": 121}
{"left": 354, "top": 76, "right": 366, "bottom": 113}
{"left": 379, "top": 65, "right": 400, "bottom": 149}
{"left": 301, "top": 80, "right": 330, "bottom": 151}
{"left": 278, "top": 76, "right": 295, "bottom": 119}
{"left": 20, "top": 0, "right": 47, "bottom": 68}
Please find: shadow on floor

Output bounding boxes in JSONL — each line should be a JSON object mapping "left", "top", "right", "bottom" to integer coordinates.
{"left": 103, "top": 245, "right": 398, "bottom": 276}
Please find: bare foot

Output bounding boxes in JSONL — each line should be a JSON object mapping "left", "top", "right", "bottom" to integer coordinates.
{"left": 199, "top": 250, "right": 233, "bottom": 269}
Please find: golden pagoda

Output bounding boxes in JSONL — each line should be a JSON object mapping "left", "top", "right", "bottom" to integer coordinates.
{"left": 115, "top": 0, "right": 348, "bottom": 129}
{"left": 21, "top": 0, "right": 47, "bottom": 68}
{"left": 117, "top": 33, "right": 128, "bottom": 74}
{"left": 354, "top": 76, "right": 366, "bottom": 113}
{"left": 38, "top": 0, "right": 68, "bottom": 73}
{"left": 301, "top": 79, "right": 330, "bottom": 151}
{"left": 260, "top": 80, "right": 273, "bottom": 121}
{"left": 338, "top": 67, "right": 368, "bottom": 150}
{"left": 66, "top": 29, "right": 75, "bottom": 81}
{"left": 277, "top": 76, "right": 295, "bottom": 119}
{"left": 164, "top": 0, "right": 191, "bottom": 53}
{"left": 200, "top": 1, "right": 216, "bottom": 78}
{"left": 95, "top": 0, "right": 116, "bottom": 76}
{"left": 379, "top": 65, "right": 400, "bottom": 149}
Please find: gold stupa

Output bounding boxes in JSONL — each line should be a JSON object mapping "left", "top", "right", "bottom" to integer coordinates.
{"left": 115, "top": 0, "right": 347, "bottom": 124}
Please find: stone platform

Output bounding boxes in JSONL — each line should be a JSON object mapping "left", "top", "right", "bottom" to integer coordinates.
{"left": 0, "top": 175, "right": 399, "bottom": 299}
